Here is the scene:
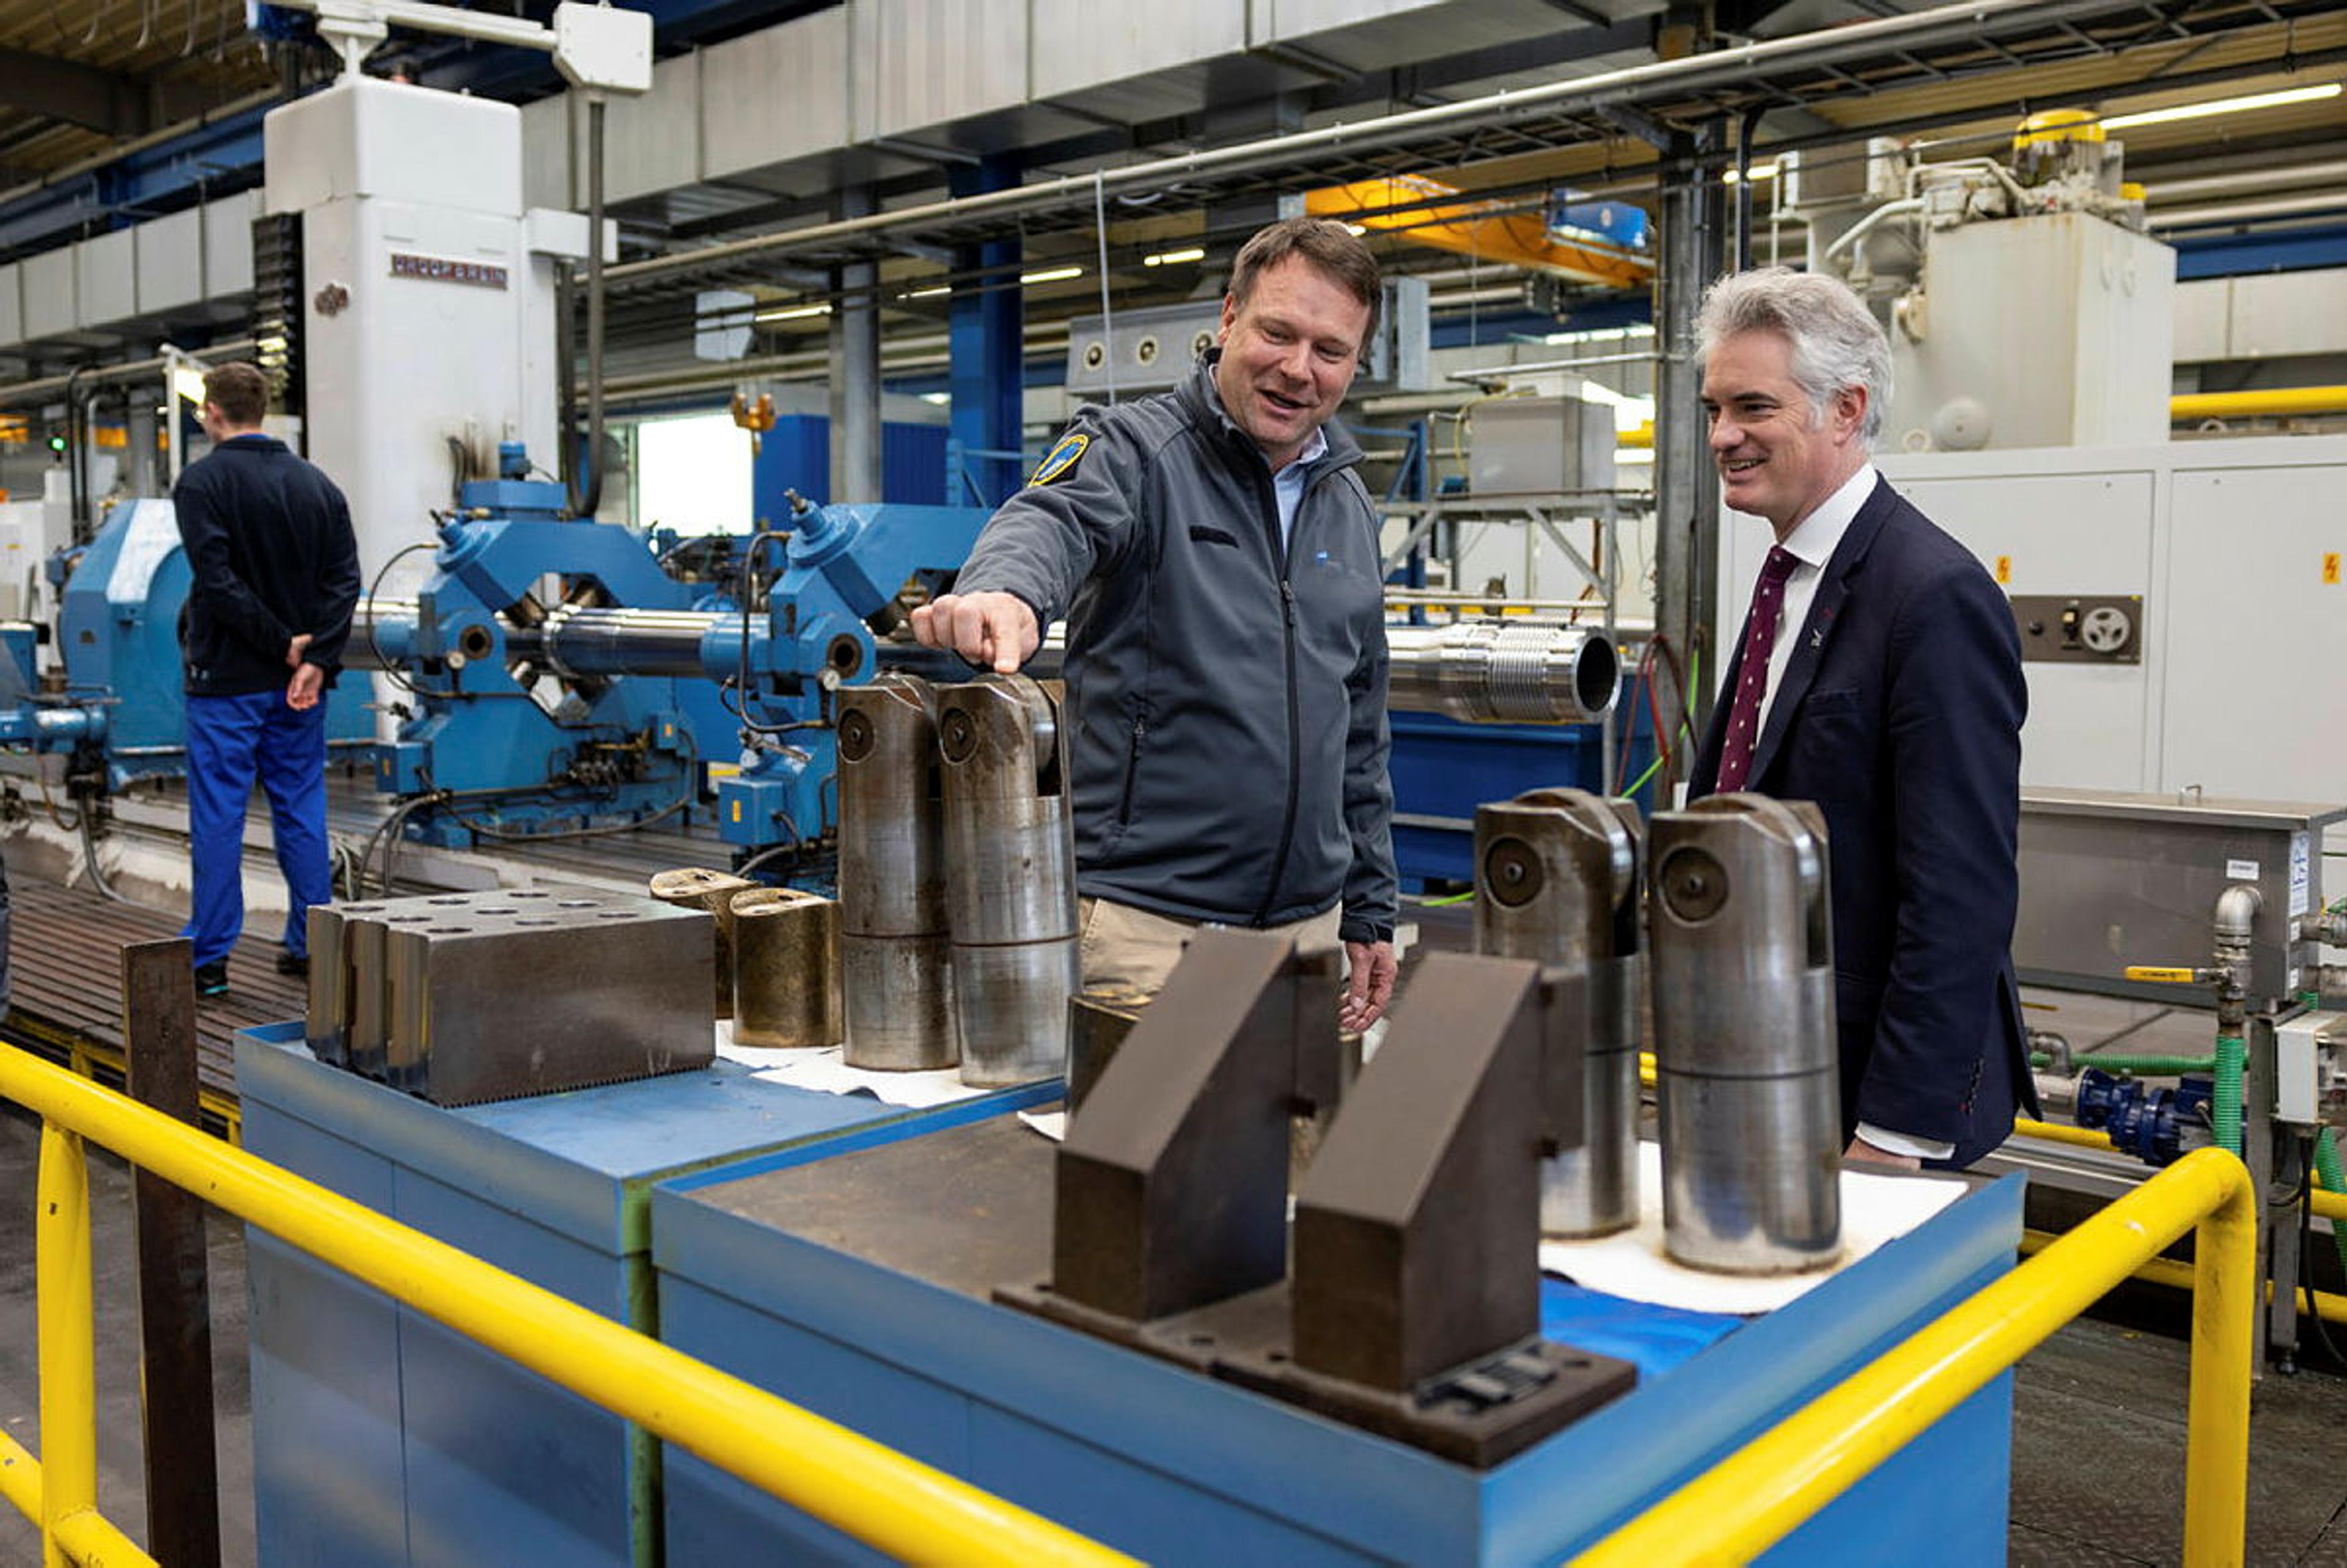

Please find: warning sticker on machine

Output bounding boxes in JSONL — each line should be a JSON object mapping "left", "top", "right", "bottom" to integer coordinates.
{"left": 2290, "top": 832, "right": 2312, "bottom": 919}
{"left": 2225, "top": 858, "right": 2260, "bottom": 882}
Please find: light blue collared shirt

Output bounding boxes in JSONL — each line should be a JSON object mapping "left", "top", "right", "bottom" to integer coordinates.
{"left": 1272, "top": 427, "right": 1330, "bottom": 550}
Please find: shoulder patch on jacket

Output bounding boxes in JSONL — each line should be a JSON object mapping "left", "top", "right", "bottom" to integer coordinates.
{"left": 1028, "top": 432, "right": 1090, "bottom": 486}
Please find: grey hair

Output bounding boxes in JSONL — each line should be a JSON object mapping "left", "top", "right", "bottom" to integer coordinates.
{"left": 1695, "top": 266, "right": 1892, "bottom": 447}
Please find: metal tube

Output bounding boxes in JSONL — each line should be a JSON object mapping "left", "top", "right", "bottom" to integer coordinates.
{"left": 649, "top": 868, "right": 757, "bottom": 1022}
{"left": 0, "top": 1044, "right": 1133, "bottom": 1568}
{"left": 1383, "top": 623, "right": 1619, "bottom": 724}
{"left": 938, "top": 675, "right": 1078, "bottom": 1087}
{"left": 1474, "top": 788, "right": 1644, "bottom": 1238}
{"left": 730, "top": 888, "right": 845, "bottom": 1049}
{"left": 836, "top": 674, "right": 959, "bottom": 1070}
{"left": 0, "top": 339, "right": 259, "bottom": 411}
{"left": 1648, "top": 794, "right": 1842, "bottom": 1275}
{"left": 354, "top": 600, "right": 1625, "bottom": 725}
{"left": 1578, "top": 1148, "right": 2254, "bottom": 1567}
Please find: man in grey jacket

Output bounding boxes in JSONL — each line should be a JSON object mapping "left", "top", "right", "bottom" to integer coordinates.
{"left": 913, "top": 218, "right": 1399, "bottom": 1030}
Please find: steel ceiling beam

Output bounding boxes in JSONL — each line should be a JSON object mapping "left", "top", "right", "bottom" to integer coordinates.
{"left": 600, "top": 0, "right": 2310, "bottom": 295}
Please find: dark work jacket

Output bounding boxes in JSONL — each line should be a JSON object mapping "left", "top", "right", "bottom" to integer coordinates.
{"left": 1691, "top": 473, "right": 2038, "bottom": 1166}
{"left": 953, "top": 356, "right": 1398, "bottom": 943}
{"left": 172, "top": 434, "right": 362, "bottom": 697}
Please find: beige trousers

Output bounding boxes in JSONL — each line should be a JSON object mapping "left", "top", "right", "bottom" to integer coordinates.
{"left": 1078, "top": 896, "right": 1345, "bottom": 998}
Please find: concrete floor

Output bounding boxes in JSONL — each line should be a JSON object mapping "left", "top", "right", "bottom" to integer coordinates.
{"left": 0, "top": 1097, "right": 2342, "bottom": 1566}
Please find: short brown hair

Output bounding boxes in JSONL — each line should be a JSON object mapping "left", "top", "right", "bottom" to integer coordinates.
{"left": 203, "top": 362, "right": 271, "bottom": 428}
{"left": 1227, "top": 218, "right": 1382, "bottom": 350}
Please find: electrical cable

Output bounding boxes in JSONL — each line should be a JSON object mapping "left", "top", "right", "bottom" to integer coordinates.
{"left": 727, "top": 528, "right": 824, "bottom": 737}
{"left": 734, "top": 812, "right": 807, "bottom": 879}
{"left": 35, "top": 771, "right": 83, "bottom": 832}
{"left": 2294, "top": 1133, "right": 2347, "bottom": 1372}
{"left": 79, "top": 812, "right": 128, "bottom": 903}
{"left": 365, "top": 535, "right": 454, "bottom": 696}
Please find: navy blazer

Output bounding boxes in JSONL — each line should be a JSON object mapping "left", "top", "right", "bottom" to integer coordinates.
{"left": 1691, "top": 472, "right": 2036, "bottom": 1165}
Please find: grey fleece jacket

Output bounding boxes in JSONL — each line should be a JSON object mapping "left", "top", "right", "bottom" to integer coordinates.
{"left": 954, "top": 355, "right": 1398, "bottom": 944}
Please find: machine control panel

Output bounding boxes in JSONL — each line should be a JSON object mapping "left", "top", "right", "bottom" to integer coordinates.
{"left": 2008, "top": 593, "right": 2143, "bottom": 664}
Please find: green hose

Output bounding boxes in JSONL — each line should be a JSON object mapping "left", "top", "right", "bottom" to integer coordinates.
{"left": 2317, "top": 1126, "right": 2347, "bottom": 1281}
{"left": 2030, "top": 1050, "right": 2214, "bottom": 1074}
{"left": 2055, "top": 1053, "right": 2219, "bottom": 1076}
{"left": 2211, "top": 1035, "right": 2245, "bottom": 1156}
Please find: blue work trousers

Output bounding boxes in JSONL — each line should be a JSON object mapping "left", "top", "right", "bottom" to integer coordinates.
{"left": 182, "top": 689, "right": 331, "bottom": 968}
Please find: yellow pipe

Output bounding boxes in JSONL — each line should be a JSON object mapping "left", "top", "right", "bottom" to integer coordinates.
{"left": 35, "top": 1125, "right": 95, "bottom": 1568}
{"left": 0, "top": 1046, "right": 1131, "bottom": 1568}
{"left": 2185, "top": 1153, "right": 2257, "bottom": 1558}
{"left": 2019, "top": 1231, "right": 2347, "bottom": 1325}
{"left": 1577, "top": 1148, "right": 2253, "bottom": 1567}
{"left": 2010, "top": 1117, "right": 2347, "bottom": 1223}
{"left": 2014, "top": 1115, "right": 2116, "bottom": 1152}
{"left": 52, "top": 1509, "right": 153, "bottom": 1567}
{"left": 2171, "top": 386, "right": 2347, "bottom": 422}
{"left": 0, "top": 1433, "right": 38, "bottom": 1528}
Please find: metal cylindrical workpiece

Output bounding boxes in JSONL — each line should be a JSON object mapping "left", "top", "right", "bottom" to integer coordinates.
{"left": 836, "top": 673, "right": 958, "bottom": 1070}
{"left": 730, "top": 888, "right": 845, "bottom": 1049}
{"left": 1384, "top": 623, "right": 1620, "bottom": 724}
{"left": 648, "top": 867, "right": 757, "bottom": 1021}
{"left": 1648, "top": 794, "right": 1842, "bottom": 1275}
{"left": 938, "top": 675, "right": 1079, "bottom": 1087}
{"left": 353, "top": 599, "right": 1622, "bottom": 726}
{"left": 1474, "top": 788, "right": 1644, "bottom": 1238}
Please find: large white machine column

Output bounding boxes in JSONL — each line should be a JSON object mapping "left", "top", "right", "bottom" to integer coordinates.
{"left": 262, "top": 78, "right": 584, "bottom": 581}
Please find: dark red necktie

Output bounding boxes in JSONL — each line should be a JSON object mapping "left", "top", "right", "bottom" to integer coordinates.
{"left": 1713, "top": 546, "right": 1801, "bottom": 793}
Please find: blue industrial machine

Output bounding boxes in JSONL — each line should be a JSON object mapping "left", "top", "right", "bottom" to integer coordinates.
{"left": 358, "top": 447, "right": 1634, "bottom": 870}
{"left": 1, "top": 499, "right": 372, "bottom": 797}
{"left": 356, "top": 447, "right": 991, "bottom": 855}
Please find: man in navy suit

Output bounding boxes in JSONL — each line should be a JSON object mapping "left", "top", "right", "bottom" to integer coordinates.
{"left": 1687, "top": 267, "right": 2033, "bottom": 1169}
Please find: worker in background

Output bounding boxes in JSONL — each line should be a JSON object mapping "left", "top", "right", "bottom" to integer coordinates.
{"left": 1687, "top": 266, "right": 2035, "bottom": 1168}
{"left": 913, "top": 217, "right": 1400, "bottom": 1031}
{"left": 173, "top": 362, "right": 362, "bottom": 998}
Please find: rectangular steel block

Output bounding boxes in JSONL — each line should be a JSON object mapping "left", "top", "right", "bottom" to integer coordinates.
{"left": 379, "top": 892, "right": 714, "bottom": 1104}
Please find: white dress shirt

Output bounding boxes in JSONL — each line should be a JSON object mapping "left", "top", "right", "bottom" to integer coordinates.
{"left": 1754, "top": 462, "right": 1873, "bottom": 735}
{"left": 1749, "top": 463, "right": 1953, "bottom": 1163}
{"left": 1271, "top": 425, "right": 1329, "bottom": 549}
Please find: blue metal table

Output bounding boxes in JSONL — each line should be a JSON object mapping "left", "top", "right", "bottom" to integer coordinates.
{"left": 235, "top": 1025, "right": 1052, "bottom": 1567}
{"left": 651, "top": 1111, "right": 2023, "bottom": 1564}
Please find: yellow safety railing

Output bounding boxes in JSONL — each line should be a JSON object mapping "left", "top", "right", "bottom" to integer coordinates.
{"left": 1576, "top": 1146, "right": 2255, "bottom": 1567}
{"left": 0, "top": 1042, "right": 1134, "bottom": 1568}
{"left": 2015, "top": 1116, "right": 2347, "bottom": 1225}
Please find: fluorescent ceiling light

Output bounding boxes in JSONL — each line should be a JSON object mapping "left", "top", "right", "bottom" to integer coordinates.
{"left": 899, "top": 284, "right": 952, "bottom": 299}
{"left": 920, "top": 391, "right": 952, "bottom": 405}
{"left": 756, "top": 302, "right": 831, "bottom": 321}
{"left": 2101, "top": 82, "right": 2341, "bottom": 131}
{"left": 1342, "top": 223, "right": 1367, "bottom": 236}
{"left": 1721, "top": 164, "right": 1779, "bottom": 184}
{"left": 1143, "top": 247, "right": 1206, "bottom": 267}
{"left": 1021, "top": 265, "right": 1085, "bottom": 284}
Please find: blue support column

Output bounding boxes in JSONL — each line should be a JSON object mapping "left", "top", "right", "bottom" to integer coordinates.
{"left": 948, "top": 155, "right": 1024, "bottom": 508}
